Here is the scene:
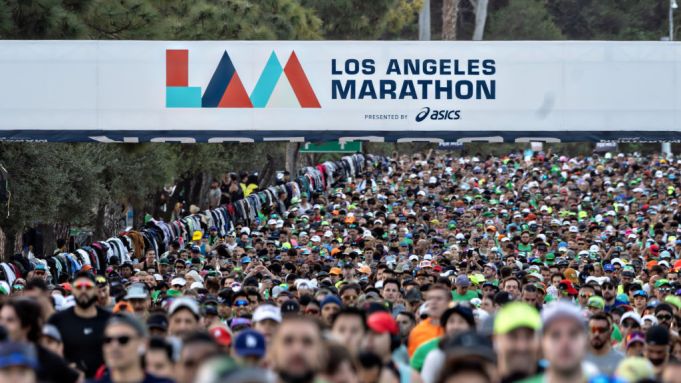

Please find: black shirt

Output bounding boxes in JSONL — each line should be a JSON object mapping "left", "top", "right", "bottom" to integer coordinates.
{"left": 36, "top": 344, "right": 80, "bottom": 383}
{"left": 48, "top": 307, "right": 112, "bottom": 379}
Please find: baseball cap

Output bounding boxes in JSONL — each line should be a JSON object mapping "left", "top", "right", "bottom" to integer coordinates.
{"left": 620, "top": 312, "right": 643, "bottom": 327}
{"left": 42, "top": 324, "right": 62, "bottom": 343}
{"left": 210, "top": 326, "right": 232, "bottom": 347}
{"left": 615, "top": 357, "right": 655, "bottom": 383}
{"left": 540, "top": 301, "right": 585, "bottom": 333}
{"left": 494, "top": 302, "right": 541, "bottom": 335}
{"left": 455, "top": 275, "right": 471, "bottom": 287}
{"left": 366, "top": 311, "right": 399, "bottom": 335}
{"left": 124, "top": 283, "right": 149, "bottom": 300}
{"left": 169, "top": 297, "right": 200, "bottom": 319}
{"left": 171, "top": 277, "right": 187, "bottom": 287}
{"left": 233, "top": 329, "right": 266, "bottom": 358}
{"left": 0, "top": 342, "right": 38, "bottom": 370}
{"left": 440, "top": 330, "right": 496, "bottom": 363}
{"left": 252, "top": 304, "right": 282, "bottom": 323}
{"left": 625, "top": 331, "right": 646, "bottom": 348}
{"left": 280, "top": 300, "right": 300, "bottom": 314}
{"left": 587, "top": 296, "right": 605, "bottom": 310}
{"left": 146, "top": 314, "right": 168, "bottom": 331}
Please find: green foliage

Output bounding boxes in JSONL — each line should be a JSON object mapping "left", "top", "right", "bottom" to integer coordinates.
{"left": 300, "top": 0, "right": 421, "bottom": 39}
{"left": 486, "top": 0, "right": 563, "bottom": 40}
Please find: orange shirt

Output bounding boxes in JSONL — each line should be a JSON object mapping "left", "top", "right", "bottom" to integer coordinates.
{"left": 407, "top": 318, "right": 444, "bottom": 357}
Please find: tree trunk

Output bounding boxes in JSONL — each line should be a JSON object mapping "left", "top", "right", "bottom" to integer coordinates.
{"left": 472, "top": 0, "right": 488, "bottom": 40}
{"left": 258, "top": 154, "right": 276, "bottom": 189}
{"left": 94, "top": 202, "right": 106, "bottom": 240}
{"left": 285, "top": 143, "right": 301, "bottom": 176}
{"left": 442, "top": 0, "right": 459, "bottom": 40}
{"left": 2, "top": 227, "right": 16, "bottom": 261}
{"left": 419, "top": 0, "right": 431, "bottom": 40}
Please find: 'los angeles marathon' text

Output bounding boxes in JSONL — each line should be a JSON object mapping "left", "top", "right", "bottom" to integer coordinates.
{"left": 331, "top": 58, "right": 496, "bottom": 100}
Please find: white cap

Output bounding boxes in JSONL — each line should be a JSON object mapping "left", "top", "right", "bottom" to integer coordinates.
{"left": 324, "top": 231, "right": 333, "bottom": 238}
{"left": 169, "top": 297, "right": 200, "bottom": 318}
{"left": 267, "top": 219, "right": 277, "bottom": 225}
{"left": 569, "top": 226, "right": 579, "bottom": 233}
{"left": 171, "top": 277, "right": 187, "bottom": 287}
{"left": 409, "top": 255, "right": 419, "bottom": 262}
{"left": 641, "top": 315, "right": 658, "bottom": 325}
{"left": 589, "top": 245, "right": 600, "bottom": 252}
{"left": 541, "top": 301, "right": 585, "bottom": 332}
{"left": 311, "top": 235, "right": 321, "bottom": 243}
{"left": 190, "top": 281, "right": 204, "bottom": 290}
{"left": 253, "top": 304, "right": 282, "bottom": 323}
{"left": 423, "top": 254, "right": 433, "bottom": 261}
{"left": 620, "top": 311, "right": 643, "bottom": 326}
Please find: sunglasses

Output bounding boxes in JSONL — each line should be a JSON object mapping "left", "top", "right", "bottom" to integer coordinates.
{"left": 234, "top": 300, "right": 249, "bottom": 307}
{"left": 622, "top": 320, "right": 640, "bottom": 328}
{"left": 590, "top": 326, "right": 609, "bottom": 334}
{"left": 103, "top": 335, "right": 132, "bottom": 345}
{"left": 657, "top": 314, "right": 672, "bottom": 321}
{"left": 74, "top": 281, "right": 95, "bottom": 290}
{"left": 305, "top": 308, "right": 320, "bottom": 315}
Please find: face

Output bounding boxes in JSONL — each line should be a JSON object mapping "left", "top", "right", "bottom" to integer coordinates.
{"left": 396, "top": 314, "right": 415, "bottom": 338}
{"left": 589, "top": 319, "right": 611, "bottom": 350}
{"left": 503, "top": 281, "right": 519, "bottom": 297}
{"left": 646, "top": 343, "right": 669, "bottom": 367}
{"left": 657, "top": 310, "right": 673, "bottom": 329}
{"left": 0, "top": 306, "right": 26, "bottom": 342}
{"left": 426, "top": 289, "right": 450, "bottom": 320}
{"left": 103, "top": 324, "right": 142, "bottom": 370}
{"left": 254, "top": 319, "right": 279, "bottom": 344}
{"left": 494, "top": 328, "right": 538, "bottom": 377}
{"left": 341, "top": 289, "right": 358, "bottom": 307}
{"left": 0, "top": 366, "right": 36, "bottom": 383}
{"left": 321, "top": 304, "right": 341, "bottom": 325}
{"left": 382, "top": 283, "right": 399, "bottom": 303}
{"left": 168, "top": 309, "right": 199, "bottom": 337}
{"left": 177, "top": 342, "right": 219, "bottom": 383}
{"left": 145, "top": 349, "right": 173, "bottom": 379}
{"left": 542, "top": 318, "right": 587, "bottom": 376}
{"left": 73, "top": 278, "right": 98, "bottom": 309}
{"left": 129, "top": 298, "right": 150, "bottom": 315}
{"left": 445, "top": 314, "right": 472, "bottom": 336}
{"left": 521, "top": 291, "right": 538, "bottom": 306}
{"left": 362, "top": 330, "right": 391, "bottom": 359}
{"left": 271, "top": 320, "right": 323, "bottom": 382}
{"left": 331, "top": 315, "right": 365, "bottom": 355}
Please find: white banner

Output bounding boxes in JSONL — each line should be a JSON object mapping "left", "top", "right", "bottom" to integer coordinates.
{"left": 0, "top": 40, "right": 679, "bottom": 142}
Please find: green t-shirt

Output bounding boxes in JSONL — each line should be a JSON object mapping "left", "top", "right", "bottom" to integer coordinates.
{"left": 410, "top": 337, "right": 440, "bottom": 371}
{"left": 451, "top": 289, "right": 479, "bottom": 302}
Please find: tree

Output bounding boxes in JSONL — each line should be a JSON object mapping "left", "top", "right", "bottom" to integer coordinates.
{"left": 300, "top": 0, "right": 421, "bottom": 39}
{"left": 486, "top": 0, "right": 563, "bottom": 40}
{"left": 442, "top": 0, "right": 459, "bottom": 40}
{"left": 471, "top": 0, "right": 489, "bottom": 40}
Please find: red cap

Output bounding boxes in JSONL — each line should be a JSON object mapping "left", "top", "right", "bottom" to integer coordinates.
{"left": 559, "top": 279, "right": 578, "bottom": 296}
{"left": 210, "top": 327, "right": 232, "bottom": 347}
{"left": 60, "top": 283, "right": 72, "bottom": 292}
{"left": 650, "top": 244, "right": 660, "bottom": 253}
{"left": 367, "top": 312, "right": 399, "bottom": 335}
{"left": 81, "top": 265, "right": 93, "bottom": 272}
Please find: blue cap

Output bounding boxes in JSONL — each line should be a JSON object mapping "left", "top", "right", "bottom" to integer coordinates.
{"left": 0, "top": 342, "right": 38, "bottom": 369}
{"left": 603, "top": 264, "right": 614, "bottom": 272}
{"left": 241, "top": 257, "right": 251, "bottom": 264}
{"left": 633, "top": 290, "right": 647, "bottom": 298}
{"left": 320, "top": 295, "right": 342, "bottom": 309}
{"left": 233, "top": 329, "right": 266, "bottom": 358}
{"left": 34, "top": 264, "right": 46, "bottom": 271}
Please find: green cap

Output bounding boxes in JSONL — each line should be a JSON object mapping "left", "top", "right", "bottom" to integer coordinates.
{"left": 587, "top": 296, "right": 605, "bottom": 310}
{"left": 665, "top": 295, "right": 681, "bottom": 310}
{"left": 166, "top": 289, "right": 182, "bottom": 298}
{"left": 655, "top": 279, "right": 671, "bottom": 288}
{"left": 158, "top": 257, "right": 170, "bottom": 265}
{"left": 494, "top": 302, "right": 541, "bottom": 335}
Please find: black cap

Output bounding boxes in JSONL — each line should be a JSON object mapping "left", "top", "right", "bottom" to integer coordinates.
{"left": 146, "top": 314, "right": 168, "bottom": 331}
{"left": 441, "top": 330, "right": 496, "bottom": 363}
{"left": 494, "top": 291, "right": 514, "bottom": 306}
{"left": 441, "top": 305, "right": 476, "bottom": 329}
{"left": 646, "top": 325, "right": 670, "bottom": 346}
{"left": 280, "top": 300, "right": 300, "bottom": 314}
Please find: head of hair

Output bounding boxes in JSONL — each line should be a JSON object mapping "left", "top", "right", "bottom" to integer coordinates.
{"left": 107, "top": 313, "right": 148, "bottom": 338}
{"left": 4, "top": 298, "right": 42, "bottom": 343}
{"left": 25, "top": 278, "right": 47, "bottom": 292}
{"left": 148, "top": 336, "right": 174, "bottom": 362}
{"left": 331, "top": 307, "right": 367, "bottom": 330}
{"left": 436, "top": 357, "right": 492, "bottom": 383}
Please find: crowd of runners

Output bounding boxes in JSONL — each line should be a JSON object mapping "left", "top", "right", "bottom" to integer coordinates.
{"left": 1, "top": 150, "right": 681, "bottom": 383}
